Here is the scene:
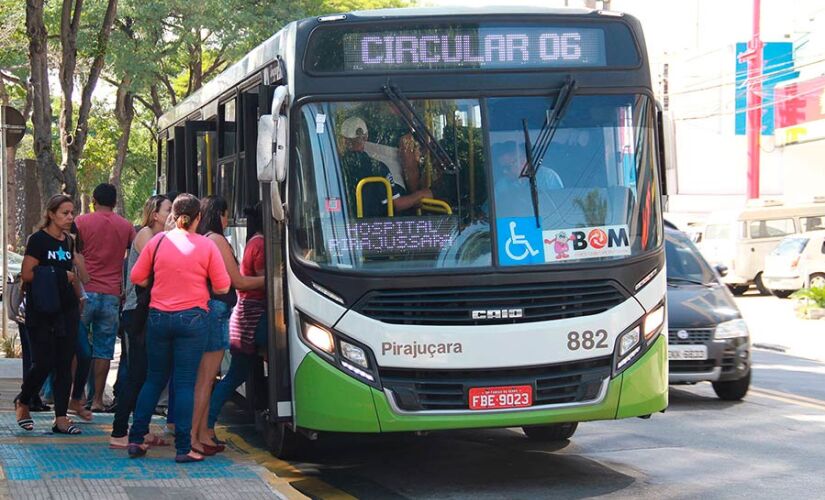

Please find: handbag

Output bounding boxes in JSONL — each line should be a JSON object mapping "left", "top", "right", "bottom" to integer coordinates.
{"left": 132, "top": 234, "right": 166, "bottom": 336}
{"left": 5, "top": 273, "right": 26, "bottom": 323}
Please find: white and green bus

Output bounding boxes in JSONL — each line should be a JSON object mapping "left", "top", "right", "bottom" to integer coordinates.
{"left": 157, "top": 6, "right": 668, "bottom": 457}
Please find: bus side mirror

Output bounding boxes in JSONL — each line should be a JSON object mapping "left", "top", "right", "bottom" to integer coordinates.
{"left": 257, "top": 85, "right": 289, "bottom": 183}
{"left": 714, "top": 264, "right": 728, "bottom": 277}
{"left": 656, "top": 107, "right": 669, "bottom": 197}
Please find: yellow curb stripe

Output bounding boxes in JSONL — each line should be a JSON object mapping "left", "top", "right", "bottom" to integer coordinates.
{"left": 217, "top": 426, "right": 356, "bottom": 500}
{"left": 751, "top": 387, "right": 825, "bottom": 412}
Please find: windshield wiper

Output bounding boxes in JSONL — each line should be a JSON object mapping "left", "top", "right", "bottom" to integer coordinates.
{"left": 383, "top": 83, "right": 457, "bottom": 173}
{"left": 667, "top": 276, "right": 709, "bottom": 286}
{"left": 521, "top": 77, "right": 577, "bottom": 228}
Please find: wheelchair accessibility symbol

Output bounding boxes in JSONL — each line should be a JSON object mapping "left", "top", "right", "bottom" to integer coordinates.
{"left": 497, "top": 218, "right": 545, "bottom": 266}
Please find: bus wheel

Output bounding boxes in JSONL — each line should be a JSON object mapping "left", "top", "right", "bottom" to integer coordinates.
{"left": 771, "top": 289, "right": 794, "bottom": 299}
{"left": 264, "top": 422, "right": 305, "bottom": 459}
{"left": 522, "top": 422, "right": 578, "bottom": 442}
{"left": 728, "top": 284, "right": 749, "bottom": 296}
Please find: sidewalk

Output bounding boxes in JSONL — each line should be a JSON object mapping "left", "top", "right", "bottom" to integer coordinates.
{"left": 0, "top": 359, "right": 305, "bottom": 500}
{"left": 734, "top": 293, "right": 825, "bottom": 362}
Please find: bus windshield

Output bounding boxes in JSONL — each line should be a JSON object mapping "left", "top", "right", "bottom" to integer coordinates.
{"left": 291, "top": 94, "right": 661, "bottom": 271}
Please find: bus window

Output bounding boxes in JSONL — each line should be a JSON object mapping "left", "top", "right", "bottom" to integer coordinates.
{"left": 801, "top": 215, "right": 825, "bottom": 232}
{"left": 292, "top": 99, "right": 491, "bottom": 271}
{"left": 219, "top": 99, "right": 237, "bottom": 157}
{"left": 217, "top": 161, "right": 236, "bottom": 218}
{"left": 197, "top": 131, "right": 217, "bottom": 196}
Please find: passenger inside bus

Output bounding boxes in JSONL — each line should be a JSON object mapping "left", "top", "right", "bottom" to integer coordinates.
{"left": 339, "top": 116, "right": 432, "bottom": 217}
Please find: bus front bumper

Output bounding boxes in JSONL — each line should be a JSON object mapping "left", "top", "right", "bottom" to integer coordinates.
{"left": 293, "top": 336, "right": 668, "bottom": 433}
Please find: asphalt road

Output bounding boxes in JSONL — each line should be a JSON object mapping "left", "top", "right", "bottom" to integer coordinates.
{"left": 254, "top": 348, "right": 825, "bottom": 499}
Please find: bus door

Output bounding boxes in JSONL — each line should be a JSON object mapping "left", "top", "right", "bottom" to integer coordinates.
{"left": 255, "top": 82, "right": 292, "bottom": 423}
{"left": 184, "top": 121, "right": 217, "bottom": 197}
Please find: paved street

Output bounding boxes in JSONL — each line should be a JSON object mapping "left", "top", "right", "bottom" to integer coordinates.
{"left": 0, "top": 294, "right": 823, "bottom": 499}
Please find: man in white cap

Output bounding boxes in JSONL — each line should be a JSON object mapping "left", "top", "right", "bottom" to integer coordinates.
{"left": 339, "top": 116, "right": 432, "bottom": 217}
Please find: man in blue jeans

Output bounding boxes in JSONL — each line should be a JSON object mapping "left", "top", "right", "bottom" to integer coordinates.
{"left": 75, "top": 184, "right": 136, "bottom": 413}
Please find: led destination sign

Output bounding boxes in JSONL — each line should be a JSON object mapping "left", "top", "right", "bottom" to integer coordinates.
{"left": 350, "top": 28, "right": 605, "bottom": 71}
{"left": 306, "top": 23, "right": 638, "bottom": 74}
{"left": 326, "top": 217, "right": 457, "bottom": 257}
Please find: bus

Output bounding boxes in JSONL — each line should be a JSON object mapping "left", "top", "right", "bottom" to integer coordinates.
{"left": 156, "top": 6, "right": 669, "bottom": 457}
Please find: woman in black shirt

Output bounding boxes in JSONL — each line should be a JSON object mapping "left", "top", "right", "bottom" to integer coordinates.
{"left": 16, "top": 194, "right": 84, "bottom": 435}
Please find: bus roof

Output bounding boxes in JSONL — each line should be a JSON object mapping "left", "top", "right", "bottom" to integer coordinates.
{"left": 344, "top": 6, "right": 596, "bottom": 18}
{"left": 158, "top": 7, "right": 633, "bottom": 131}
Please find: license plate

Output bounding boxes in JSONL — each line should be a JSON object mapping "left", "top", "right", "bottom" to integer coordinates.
{"left": 668, "top": 344, "right": 708, "bottom": 360}
{"left": 469, "top": 385, "right": 532, "bottom": 410}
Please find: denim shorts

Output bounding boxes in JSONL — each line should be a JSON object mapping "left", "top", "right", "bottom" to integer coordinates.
{"left": 79, "top": 292, "right": 121, "bottom": 360}
{"left": 205, "top": 299, "right": 231, "bottom": 352}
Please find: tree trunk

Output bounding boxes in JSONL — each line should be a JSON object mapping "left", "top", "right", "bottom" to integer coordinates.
{"left": 110, "top": 76, "right": 134, "bottom": 216}
{"left": 58, "top": 0, "right": 118, "bottom": 202}
{"left": 26, "top": 0, "right": 63, "bottom": 203}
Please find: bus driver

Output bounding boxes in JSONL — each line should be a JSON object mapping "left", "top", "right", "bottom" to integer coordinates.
{"left": 339, "top": 116, "right": 432, "bottom": 217}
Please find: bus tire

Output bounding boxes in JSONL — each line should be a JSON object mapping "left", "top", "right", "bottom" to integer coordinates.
{"left": 712, "top": 371, "right": 750, "bottom": 401}
{"left": 264, "top": 422, "right": 305, "bottom": 459}
{"left": 522, "top": 422, "right": 578, "bottom": 442}
{"left": 728, "top": 284, "right": 749, "bottom": 296}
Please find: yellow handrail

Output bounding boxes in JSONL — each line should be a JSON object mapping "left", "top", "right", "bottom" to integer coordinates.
{"left": 417, "top": 197, "right": 452, "bottom": 215}
{"left": 356, "top": 176, "right": 394, "bottom": 218}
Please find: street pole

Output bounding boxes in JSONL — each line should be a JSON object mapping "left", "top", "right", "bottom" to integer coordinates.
{"left": 0, "top": 105, "right": 7, "bottom": 338}
{"left": 742, "top": 0, "right": 764, "bottom": 200}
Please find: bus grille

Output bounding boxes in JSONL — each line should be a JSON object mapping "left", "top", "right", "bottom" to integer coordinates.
{"left": 353, "top": 280, "right": 626, "bottom": 325}
{"left": 380, "top": 356, "right": 612, "bottom": 412}
{"left": 668, "top": 328, "right": 714, "bottom": 345}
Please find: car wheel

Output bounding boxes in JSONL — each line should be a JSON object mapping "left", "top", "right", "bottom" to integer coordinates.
{"left": 712, "top": 371, "right": 750, "bottom": 401}
{"left": 522, "top": 422, "right": 578, "bottom": 442}
{"left": 728, "top": 284, "right": 749, "bottom": 296}
{"left": 754, "top": 273, "right": 771, "bottom": 295}
{"left": 809, "top": 273, "right": 825, "bottom": 289}
{"left": 772, "top": 289, "right": 794, "bottom": 299}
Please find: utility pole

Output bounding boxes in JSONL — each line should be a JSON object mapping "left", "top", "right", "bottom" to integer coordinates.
{"left": 738, "top": 0, "right": 764, "bottom": 199}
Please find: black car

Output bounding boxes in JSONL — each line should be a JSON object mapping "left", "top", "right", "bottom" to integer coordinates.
{"left": 666, "top": 227, "right": 751, "bottom": 400}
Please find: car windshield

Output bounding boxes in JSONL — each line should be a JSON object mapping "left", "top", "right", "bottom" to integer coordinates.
{"left": 665, "top": 233, "right": 717, "bottom": 285}
{"left": 291, "top": 94, "right": 661, "bottom": 272}
{"left": 772, "top": 237, "right": 809, "bottom": 256}
{"left": 703, "top": 224, "right": 731, "bottom": 240}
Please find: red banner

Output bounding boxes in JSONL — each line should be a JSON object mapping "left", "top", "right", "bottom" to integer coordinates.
{"left": 774, "top": 76, "right": 825, "bottom": 129}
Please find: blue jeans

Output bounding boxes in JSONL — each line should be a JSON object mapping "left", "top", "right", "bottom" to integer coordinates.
{"left": 75, "top": 292, "right": 120, "bottom": 402}
{"left": 205, "top": 299, "right": 231, "bottom": 352}
{"left": 208, "top": 314, "right": 268, "bottom": 428}
{"left": 129, "top": 308, "right": 207, "bottom": 456}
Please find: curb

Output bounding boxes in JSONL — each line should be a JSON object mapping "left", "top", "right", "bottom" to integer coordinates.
{"left": 753, "top": 343, "right": 788, "bottom": 353}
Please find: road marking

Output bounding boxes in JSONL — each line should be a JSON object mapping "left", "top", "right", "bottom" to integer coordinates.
{"left": 750, "top": 387, "right": 825, "bottom": 411}
{"left": 217, "top": 425, "right": 356, "bottom": 500}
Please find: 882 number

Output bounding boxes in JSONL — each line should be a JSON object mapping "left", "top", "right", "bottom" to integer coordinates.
{"left": 567, "top": 330, "right": 608, "bottom": 351}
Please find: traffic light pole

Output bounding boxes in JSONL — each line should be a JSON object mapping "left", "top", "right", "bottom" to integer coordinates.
{"left": 738, "top": 0, "right": 763, "bottom": 200}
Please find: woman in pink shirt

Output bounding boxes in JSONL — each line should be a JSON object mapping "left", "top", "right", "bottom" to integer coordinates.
{"left": 126, "top": 194, "right": 230, "bottom": 463}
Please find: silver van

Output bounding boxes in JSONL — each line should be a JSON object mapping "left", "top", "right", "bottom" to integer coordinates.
{"left": 697, "top": 201, "right": 825, "bottom": 295}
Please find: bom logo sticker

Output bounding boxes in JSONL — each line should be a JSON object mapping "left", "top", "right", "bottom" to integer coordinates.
{"left": 543, "top": 224, "right": 630, "bottom": 262}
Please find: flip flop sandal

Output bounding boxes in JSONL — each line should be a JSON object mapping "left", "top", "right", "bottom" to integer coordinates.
{"left": 108, "top": 443, "right": 128, "bottom": 450}
{"left": 52, "top": 424, "right": 81, "bottom": 435}
{"left": 175, "top": 453, "right": 205, "bottom": 463}
{"left": 17, "top": 418, "right": 34, "bottom": 431}
{"left": 128, "top": 443, "right": 148, "bottom": 458}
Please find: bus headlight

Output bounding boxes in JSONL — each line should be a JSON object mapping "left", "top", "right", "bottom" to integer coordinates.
{"left": 714, "top": 319, "right": 749, "bottom": 339}
{"left": 619, "top": 327, "right": 641, "bottom": 357}
{"left": 302, "top": 322, "right": 335, "bottom": 354}
{"left": 299, "top": 315, "right": 381, "bottom": 388}
{"left": 341, "top": 340, "right": 369, "bottom": 369}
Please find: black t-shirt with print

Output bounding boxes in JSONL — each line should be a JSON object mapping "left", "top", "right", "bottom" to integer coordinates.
{"left": 24, "top": 230, "right": 78, "bottom": 313}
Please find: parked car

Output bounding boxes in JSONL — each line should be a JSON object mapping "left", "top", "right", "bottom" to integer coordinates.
{"left": 763, "top": 230, "right": 825, "bottom": 298}
{"left": 697, "top": 200, "right": 825, "bottom": 296}
{"left": 666, "top": 227, "right": 751, "bottom": 400}
{"left": 0, "top": 251, "right": 24, "bottom": 297}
